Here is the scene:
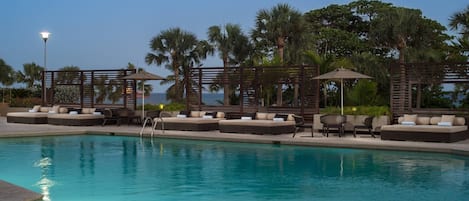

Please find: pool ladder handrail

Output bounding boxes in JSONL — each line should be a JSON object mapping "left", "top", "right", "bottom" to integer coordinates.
{"left": 139, "top": 112, "right": 171, "bottom": 137}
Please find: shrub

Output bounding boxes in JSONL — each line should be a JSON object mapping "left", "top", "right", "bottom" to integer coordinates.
{"left": 322, "top": 106, "right": 390, "bottom": 116}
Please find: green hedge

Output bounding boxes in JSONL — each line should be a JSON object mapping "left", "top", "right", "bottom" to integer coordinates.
{"left": 137, "top": 102, "right": 185, "bottom": 111}
{"left": 321, "top": 106, "right": 390, "bottom": 117}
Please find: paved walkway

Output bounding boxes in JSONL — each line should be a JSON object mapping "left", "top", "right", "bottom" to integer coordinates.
{"left": 1, "top": 117, "right": 469, "bottom": 156}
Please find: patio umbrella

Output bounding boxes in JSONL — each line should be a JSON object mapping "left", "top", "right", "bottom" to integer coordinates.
{"left": 313, "top": 68, "right": 372, "bottom": 115}
{"left": 121, "top": 70, "right": 165, "bottom": 118}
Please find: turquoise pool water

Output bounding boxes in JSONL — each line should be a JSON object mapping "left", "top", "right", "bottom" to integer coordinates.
{"left": 0, "top": 135, "right": 468, "bottom": 201}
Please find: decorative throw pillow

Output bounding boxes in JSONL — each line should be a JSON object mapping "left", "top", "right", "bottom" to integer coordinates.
{"left": 454, "top": 117, "right": 466, "bottom": 126}
{"left": 51, "top": 105, "right": 61, "bottom": 113}
{"left": 416, "top": 117, "right": 430, "bottom": 125}
{"left": 59, "top": 107, "right": 68, "bottom": 114}
{"left": 256, "top": 113, "right": 268, "bottom": 120}
{"left": 440, "top": 115, "right": 455, "bottom": 124}
{"left": 430, "top": 117, "right": 441, "bottom": 125}
{"left": 32, "top": 105, "right": 41, "bottom": 112}
{"left": 403, "top": 114, "right": 417, "bottom": 123}
{"left": 190, "top": 111, "right": 199, "bottom": 118}
{"left": 216, "top": 112, "right": 225, "bottom": 119}
{"left": 241, "top": 116, "right": 252, "bottom": 120}
{"left": 266, "top": 113, "right": 276, "bottom": 120}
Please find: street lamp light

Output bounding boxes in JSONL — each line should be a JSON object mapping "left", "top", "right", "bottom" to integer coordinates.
{"left": 40, "top": 31, "right": 50, "bottom": 105}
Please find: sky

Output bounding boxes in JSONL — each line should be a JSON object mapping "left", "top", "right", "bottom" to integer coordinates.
{"left": 0, "top": 0, "right": 468, "bottom": 92}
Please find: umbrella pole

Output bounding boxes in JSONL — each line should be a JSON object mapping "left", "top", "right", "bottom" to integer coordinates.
{"left": 341, "top": 79, "right": 344, "bottom": 115}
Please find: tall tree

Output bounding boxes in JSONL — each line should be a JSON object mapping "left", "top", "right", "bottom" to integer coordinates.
{"left": 369, "top": 6, "right": 448, "bottom": 111}
{"left": 208, "top": 23, "right": 249, "bottom": 105}
{"left": 450, "top": 5, "right": 469, "bottom": 38}
{"left": 146, "top": 27, "right": 212, "bottom": 103}
{"left": 0, "top": 59, "right": 15, "bottom": 103}
{"left": 252, "top": 3, "right": 305, "bottom": 106}
{"left": 57, "top": 66, "right": 80, "bottom": 84}
{"left": 16, "top": 62, "right": 44, "bottom": 88}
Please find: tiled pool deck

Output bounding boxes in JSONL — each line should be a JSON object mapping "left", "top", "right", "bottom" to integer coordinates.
{"left": 1, "top": 117, "right": 469, "bottom": 156}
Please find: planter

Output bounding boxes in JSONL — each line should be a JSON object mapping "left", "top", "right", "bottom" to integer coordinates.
{"left": 0, "top": 103, "right": 9, "bottom": 116}
{"left": 313, "top": 114, "right": 390, "bottom": 133}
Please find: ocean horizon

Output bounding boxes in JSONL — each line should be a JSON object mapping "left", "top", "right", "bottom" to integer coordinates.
{"left": 142, "top": 93, "right": 223, "bottom": 105}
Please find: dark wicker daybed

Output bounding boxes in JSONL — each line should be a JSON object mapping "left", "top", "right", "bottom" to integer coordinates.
{"left": 6, "top": 112, "right": 48, "bottom": 124}
{"left": 218, "top": 113, "right": 296, "bottom": 135}
{"left": 219, "top": 119, "right": 295, "bottom": 135}
{"left": 47, "top": 113, "right": 104, "bottom": 126}
{"left": 380, "top": 115, "right": 469, "bottom": 142}
{"left": 154, "top": 117, "right": 221, "bottom": 131}
{"left": 153, "top": 111, "right": 225, "bottom": 131}
{"left": 381, "top": 126, "right": 469, "bottom": 142}
{"left": 6, "top": 105, "right": 55, "bottom": 124}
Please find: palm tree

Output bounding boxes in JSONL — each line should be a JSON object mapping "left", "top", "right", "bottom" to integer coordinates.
{"left": 369, "top": 7, "right": 447, "bottom": 112}
{"left": 0, "top": 59, "right": 15, "bottom": 103}
{"left": 207, "top": 23, "right": 249, "bottom": 105}
{"left": 94, "top": 74, "right": 109, "bottom": 104}
{"left": 146, "top": 27, "right": 212, "bottom": 103}
{"left": 450, "top": 5, "right": 469, "bottom": 38}
{"left": 252, "top": 3, "right": 305, "bottom": 106}
{"left": 56, "top": 66, "right": 80, "bottom": 84}
{"left": 16, "top": 62, "right": 44, "bottom": 88}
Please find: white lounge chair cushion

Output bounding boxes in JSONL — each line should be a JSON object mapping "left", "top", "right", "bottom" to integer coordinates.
{"left": 401, "top": 121, "right": 416, "bottom": 126}
{"left": 177, "top": 114, "right": 187, "bottom": 118}
{"left": 273, "top": 118, "right": 284, "bottom": 122}
{"left": 437, "top": 121, "right": 452, "bottom": 127}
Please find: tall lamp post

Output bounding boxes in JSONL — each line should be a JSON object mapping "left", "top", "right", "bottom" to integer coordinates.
{"left": 40, "top": 31, "right": 50, "bottom": 105}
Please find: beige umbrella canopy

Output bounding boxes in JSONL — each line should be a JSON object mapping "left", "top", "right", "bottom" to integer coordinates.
{"left": 313, "top": 68, "right": 372, "bottom": 115}
{"left": 121, "top": 70, "right": 165, "bottom": 118}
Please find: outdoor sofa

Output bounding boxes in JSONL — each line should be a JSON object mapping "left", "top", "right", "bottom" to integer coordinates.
{"left": 47, "top": 108, "right": 104, "bottom": 126}
{"left": 6, "top": 105, "right": 57, "bottom": 124}
{"left": 154, "top": 111, "right": 225, "bottom": 131}
{"left": 7, "top": 105, "right": 104, "bottom": 126}
{"left": 381, "top": 114, "right": 469, "bottom": 142}
{"left": 218, "top": 112, "right": 296, "bottom": 135}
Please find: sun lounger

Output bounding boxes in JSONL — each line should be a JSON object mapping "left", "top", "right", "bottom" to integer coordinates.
{"left": 153, "top": 111, "right": 225, "bottom": 131}
{"left": 7, "top": 105, "right": 104, "bottom": 126}
{"left": 6, "top": 105, "right": 55, "bottom": 124}
{"left": 381, "top": 114, "right": 469, "bottom": 142}
{"left": 6, "top": 112, "right": 48, "bottom": 124}
{"left": 218, "top": 112, "right": 296, "bottom": 135}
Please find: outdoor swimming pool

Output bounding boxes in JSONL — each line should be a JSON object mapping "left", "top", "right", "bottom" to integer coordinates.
{"left": 0, "top": 135, "right": 468, "bottom": 201}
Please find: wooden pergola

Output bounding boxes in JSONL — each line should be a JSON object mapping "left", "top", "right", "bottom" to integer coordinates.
{"left": 186, "top": 65, "right": 321, "bottom": 121}
{"left": 42, "top": 69, "right": 137, "bottom": 109}
{"left": 390, "top": 62, "right": 469, "bottom": 122}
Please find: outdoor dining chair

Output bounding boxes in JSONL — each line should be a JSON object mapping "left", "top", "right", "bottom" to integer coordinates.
{"left": 353, "top": 116, "right": 375, "bottom": 138}
{"left": 320, "top": 114, "right": 346, "bottom": 137}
